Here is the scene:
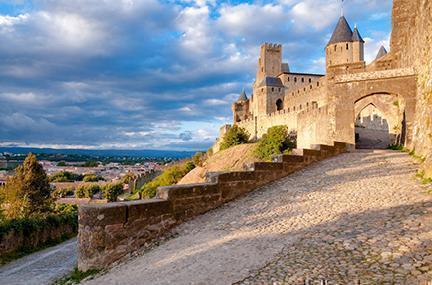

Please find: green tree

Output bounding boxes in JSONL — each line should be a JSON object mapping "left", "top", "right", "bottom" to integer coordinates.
{"left": 57, "top": 161, "right": 66, "bottom": 167}
{"left": 82, "top": 174, "right": 103, "bottom": 182}
{"left": 220, "top": 125, "right": 250, "bottom": 151}
{"left": 3, "top": 153, "right": 52, "bottom": 218}
{"left": 255, "top": 126, "right": 296, "bottom": 161}
{"left": 75, "top": 184, "right": 101, "bottom": 199}
{"left": 82, "top": 161, "right": 99, "bottom": 167}
{"left": 49, "top": 171, "right": 83, "bottom": 182}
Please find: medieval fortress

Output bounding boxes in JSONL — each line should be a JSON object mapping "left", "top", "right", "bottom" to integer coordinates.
{"left": 222, "top": 14, "right": 420, "bottom": 152}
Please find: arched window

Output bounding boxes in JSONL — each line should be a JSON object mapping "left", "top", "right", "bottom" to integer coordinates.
{"left": 276, "top": 99, "right": 283, "bottom": 111}
{"left": 334, "top": 45, "right": 337, "bottom": 52}
{"left": 294, "top": 77, "right": 297, "bottom": 82}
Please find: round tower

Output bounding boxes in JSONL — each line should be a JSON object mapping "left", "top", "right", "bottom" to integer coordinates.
{"left": 326, "top": 16, "right": 364, "bottom": 68}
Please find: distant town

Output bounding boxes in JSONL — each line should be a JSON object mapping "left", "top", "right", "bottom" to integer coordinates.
{"left": 0, "top": 149, "right": 195, "bottom": 195}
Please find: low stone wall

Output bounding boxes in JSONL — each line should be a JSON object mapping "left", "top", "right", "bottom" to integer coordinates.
{"left": 77, "top": 142, "right": 351, "bottom": 271}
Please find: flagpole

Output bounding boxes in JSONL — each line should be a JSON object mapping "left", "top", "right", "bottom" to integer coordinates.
{"left": 341, "top": 0, "right": 345, "bottom": 17}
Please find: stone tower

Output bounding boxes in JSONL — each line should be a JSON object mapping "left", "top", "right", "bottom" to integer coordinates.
{"left": 326, "top": 16, "right": 365, "bottom": 69}
{"left": 255, "top": 43, "right": 282, "bottom": 87}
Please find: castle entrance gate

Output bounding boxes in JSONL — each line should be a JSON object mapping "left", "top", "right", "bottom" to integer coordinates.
{"left": 354, "top": 93, "right": 404, "bottom": 149}
{"left": 330, "top": 69, "right": 417, "bottom": 149}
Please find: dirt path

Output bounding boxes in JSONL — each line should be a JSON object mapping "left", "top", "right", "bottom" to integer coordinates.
{"left": 0, "top": 238, "right": 77, "bottom": 285}
{"left": 83, "top": 150, "right": 432, "bottom": 285}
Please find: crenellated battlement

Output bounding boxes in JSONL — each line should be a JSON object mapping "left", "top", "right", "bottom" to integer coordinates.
{"left": 262, "top": 42, "right": 282, "bottom": 51}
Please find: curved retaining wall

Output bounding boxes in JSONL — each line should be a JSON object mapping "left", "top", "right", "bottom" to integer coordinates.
{"left": 77, "top": 142, "right": 350, "bottom": 271}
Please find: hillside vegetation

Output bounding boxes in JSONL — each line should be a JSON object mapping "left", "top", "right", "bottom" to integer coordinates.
{"left": 178, "top": 143, "right": 259, "bottom": 184}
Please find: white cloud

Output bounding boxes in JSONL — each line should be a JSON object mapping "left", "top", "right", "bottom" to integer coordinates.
{"left": 177, "top": 6, "right": 213, "bottom": 54}
{"left": 204, "top": 98, "right": 227, "bottom": 106}
{"left": 289, "top": 1, "right": 339, "bottom": 31}
{"left": 0, "top": 13, "right": 28, "bottom": 27}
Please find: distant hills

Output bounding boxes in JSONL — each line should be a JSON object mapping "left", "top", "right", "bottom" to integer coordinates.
{"left": 0, "top": 147, "right": 196, "bottom": 159}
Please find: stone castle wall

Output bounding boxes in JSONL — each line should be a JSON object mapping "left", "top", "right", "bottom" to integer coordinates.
{"left": 297, "top": 105, "right": 333, "bottom": 149}
{"left": 391, "top": 0, "right": 432, "bottom": 176}
{"left": 77, "top": 142, "right": 351, "bottom": 271}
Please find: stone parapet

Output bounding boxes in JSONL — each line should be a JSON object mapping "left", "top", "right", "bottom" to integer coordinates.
{"left": 77, "top": 142, "right": 352, "bottom": 271}
{"left": 334, "top": 68, "right": 415, "bottom": 84}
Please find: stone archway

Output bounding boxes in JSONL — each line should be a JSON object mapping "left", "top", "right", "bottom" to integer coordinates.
{"left": 353, "top": 93, "right": 405, "bottom": 149}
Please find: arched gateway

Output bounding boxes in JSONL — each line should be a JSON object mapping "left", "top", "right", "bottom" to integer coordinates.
{"left": 330, "top": 69, "right": 417, "bottom": 149}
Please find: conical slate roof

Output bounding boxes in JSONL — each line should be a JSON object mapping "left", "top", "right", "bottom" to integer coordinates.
{"left": 375, "top": 46, "right": 388, "bottom": 60}
{"left": 327, "top": 16, "right": 353, "bottom": 46}
{"left": 237, "top": 89, "right": 248, "bottom": 101}
{"left": 352, "top": 25, "right": 364, "bottom": 43}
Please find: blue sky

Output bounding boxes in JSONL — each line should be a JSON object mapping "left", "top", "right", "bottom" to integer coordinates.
{"left": 0, "top": 0, "right": 392, "bottom": 151}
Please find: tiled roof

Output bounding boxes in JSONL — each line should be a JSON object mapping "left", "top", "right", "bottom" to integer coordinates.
{"left": 237, "top": 89, "right": 248, "bottom": 101}
{"left": 257, "top": 77, "right": 284, "bottom": 88}
{"left": 375, "top": 46, "right": 388, "bottom": 60}
{"left": 327, "top": 16, "right": 353, "bottom": 46}
{"left": 352, "top": 26, "right": 364, "bottom": 43}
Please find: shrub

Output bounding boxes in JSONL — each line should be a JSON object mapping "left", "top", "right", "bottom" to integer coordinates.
{"left": 255, "top": 126, "right": 296, "bottom": 161}
{"left": 75, "top": 184, "right": 101, "bottom": 199}
{"left": 82, "top": 161, "right": 99, "bottom": 167}
{"left": 387, "top": 144, "right": 404, "bottom": 150}
{"left": 220, "top": 125, "right": 250, "bottom": 151}
{"left": 49, "top": 171, "right": 83, "bottom": 183}
{"left": 140, "top": 160, "right": 196, "bottom": 199}
{"left": 192, "top": 152, "right": 206, "bottom": 167}
{"left": 101, "top": 183, "right": 123, "bottom": 202}
{"left": 0, "top": 208, "right": 78, "bottom": 264}
{"left": 51, "top": 187, "right": 74, "bottom": 199}
{"left": 82, "top": 174, "right": 104, "bottom": 182}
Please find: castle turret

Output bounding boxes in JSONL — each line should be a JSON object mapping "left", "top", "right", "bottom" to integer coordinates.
{"left": 325, "top": 16, "right": 365, "bottom": 69}
{"left": 352, "top": 24, "right": 365, "bottom": 62}
{"left": 375, "top": 45, "right": 388, "bottom": 60}
{"left": 232, "top": 89, "right": 250, "bottom": 123}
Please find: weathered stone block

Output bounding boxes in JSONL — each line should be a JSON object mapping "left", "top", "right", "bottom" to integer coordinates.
{"left": 253, "top": 162, "right": 284, "bottom": 171}
{"left": 216, "top": 171, "right": 256, "bottom": 182}
{"left": 79, "top": 203, "right": 127, "bottom": 227}
{"left": 127, "top": 199, "right": 172, "bottom": 221}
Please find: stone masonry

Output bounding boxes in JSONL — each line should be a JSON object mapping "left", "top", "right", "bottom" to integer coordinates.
{"left": 77, "top": 142, "right": 350, "bottom": 271}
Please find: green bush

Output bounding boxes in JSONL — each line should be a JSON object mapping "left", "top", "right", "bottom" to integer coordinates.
{"left": 220, "top": 125, "right": 250, "bottom": 151}
{"left": 52, "top": 187, "right": 74, "bottom": 199}
{"left": 255, "top": 126, "right": 296, "bottom": 161}
{"left": 0, "top": 207, "right": 78, "bottom": 264}
{"left": 387, "top": 144, "right": 404, "bottom": 150}
{"left": 82, "top": 174, "right": 104, "bottom": 182}
{"left": 82, "top": 161, "right": 99, "bottom": 167}
{"left": 49, "top": 171, "right": 83, "bottom": 183}
{"left": 192, "top": 152, "right": 206, "bottom": 167}
{"left": 101, "top": 183, "right": 123, "bottom": 202}
{"left": 75, "top": 184, "right": 101, "bottom": 199}
{"left": 140, "top": 160, "right": 196, "bottom": 199}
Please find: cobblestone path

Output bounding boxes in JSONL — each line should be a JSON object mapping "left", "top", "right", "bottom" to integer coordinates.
{"left": 84, "top": 150, "right": 432, "bottom": 285}
{"left": 0, "top": 238, "right": 76, "bottom": 285}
